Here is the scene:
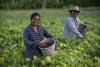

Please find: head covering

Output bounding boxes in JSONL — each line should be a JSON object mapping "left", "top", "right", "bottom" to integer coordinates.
{"left": 68, "top": 6, "right": 80, "bottom": 13}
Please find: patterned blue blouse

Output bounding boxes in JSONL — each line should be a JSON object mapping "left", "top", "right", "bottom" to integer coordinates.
{"left": 23, "top": 24, "right": 53, "bottom": 58}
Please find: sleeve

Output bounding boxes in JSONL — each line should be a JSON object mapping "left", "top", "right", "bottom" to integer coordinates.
{"left": 43, "top": 27, "right": 53, "bottom": 38}
{"left": 67, "top": 18, "right": 83, "bottom": 38}
{"left": 23, "top": 28, "right": 37, "bottom": 48}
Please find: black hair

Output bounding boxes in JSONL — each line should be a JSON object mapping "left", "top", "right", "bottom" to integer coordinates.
{"left": 31, "top": 12, "right": 40, "bottom": 20}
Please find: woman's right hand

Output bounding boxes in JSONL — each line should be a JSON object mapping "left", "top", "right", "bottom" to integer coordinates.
{"left": 40, "top": 37, "right": 48, "bottom": 43}
{"left": 38, "top": 38, "right": 47, "bottom": 48}
{"left": 38, "top": 42, "right": 45, "bottom": 48}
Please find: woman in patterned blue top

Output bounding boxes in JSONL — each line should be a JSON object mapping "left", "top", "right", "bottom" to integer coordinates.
{"left": 23, "top": 12, "right": 55, "bottom": 62}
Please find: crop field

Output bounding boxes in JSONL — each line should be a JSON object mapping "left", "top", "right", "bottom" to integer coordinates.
{"left": 0, "top": 8, "right": 100, "bottom": 67}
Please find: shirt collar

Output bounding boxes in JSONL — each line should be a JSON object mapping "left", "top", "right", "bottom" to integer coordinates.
{"left": 29, "top": 23, "right": 41, "bottom": 32}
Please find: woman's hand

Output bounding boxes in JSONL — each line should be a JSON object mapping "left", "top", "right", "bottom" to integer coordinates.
{"left": 40, "top": 37, "right": 48, "bottom": 44}
{"left": 38, "top": 38, "right": 47, "bottom": 48}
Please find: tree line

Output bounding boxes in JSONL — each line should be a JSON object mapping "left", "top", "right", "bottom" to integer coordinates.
{"left": 0, "top": 0, "right": 99, "bottom": 9}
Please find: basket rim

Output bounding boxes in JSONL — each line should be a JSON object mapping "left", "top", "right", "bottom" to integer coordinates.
{"left": 40, "top": 43, "right": 55, "bottom": 49}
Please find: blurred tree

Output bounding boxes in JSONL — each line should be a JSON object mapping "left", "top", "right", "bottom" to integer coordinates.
{"left": 0, "top": 0, "right": 100, "bottom": 9}
{"left": 42, "top": 0, "right": 47, "bottom": 8}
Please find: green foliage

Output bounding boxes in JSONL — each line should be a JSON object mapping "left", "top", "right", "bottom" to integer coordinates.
{"left": 0, "top": 8, "right": 100, "bottom": 67}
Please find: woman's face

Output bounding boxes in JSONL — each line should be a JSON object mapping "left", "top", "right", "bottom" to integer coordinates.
{"left": 70, "top": 10, "right": 79, "bottom": 18}
{"left": 31, "top": 16, "right": 40, "bottom": 26}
